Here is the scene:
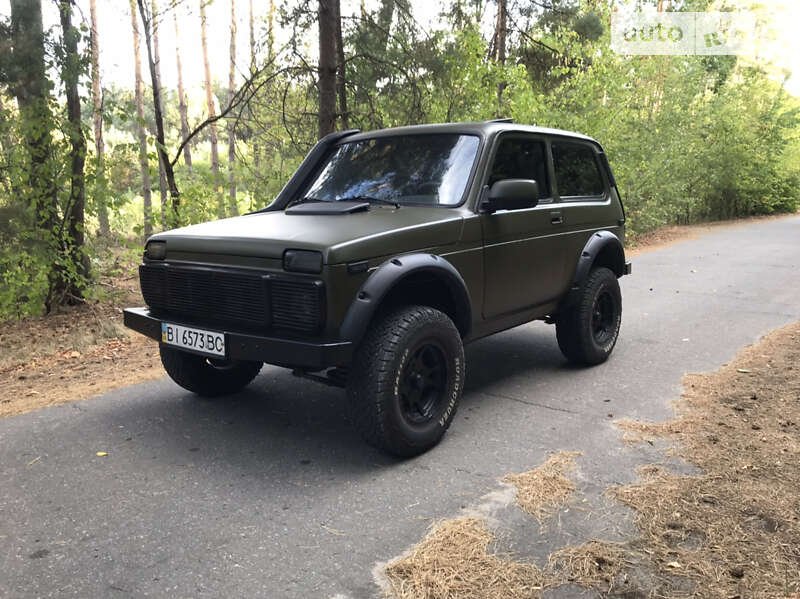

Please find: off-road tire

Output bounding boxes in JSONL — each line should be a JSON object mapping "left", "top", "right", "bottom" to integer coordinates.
{"left": 159, "top": 345, "right": 262, "bottom": 397}
{"left": 346, "top": 305, "right": 465, "bottom": 457}
{"left": 556, "top": 266, "right": 622, "bottom": 365}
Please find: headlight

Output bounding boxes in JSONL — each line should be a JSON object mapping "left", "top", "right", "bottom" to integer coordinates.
{"left": 145, "top": 241, "right": 166, "bottom": 260}
{"left": 283, "top": 249, "right": 323, "bottom": 274}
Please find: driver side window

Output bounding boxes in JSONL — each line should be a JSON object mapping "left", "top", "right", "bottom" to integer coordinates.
{"left": 488, "top": 137, "right": 550, "bottom": 199}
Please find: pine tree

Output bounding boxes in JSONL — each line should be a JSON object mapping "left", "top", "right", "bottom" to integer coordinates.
{"left": 129, "top": 0, "right": 152, "bottom": 239}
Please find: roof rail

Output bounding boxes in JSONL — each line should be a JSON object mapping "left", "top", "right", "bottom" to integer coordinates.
{"left": 486, "top": 118, "right": 513, "bottom": 123}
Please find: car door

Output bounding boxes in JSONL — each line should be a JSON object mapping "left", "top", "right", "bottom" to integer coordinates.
{"left": 550, "top": 140, "right": 616, "bottom": 281}
{"left": 480, "top": 134, "right": 570, "bottom": 319}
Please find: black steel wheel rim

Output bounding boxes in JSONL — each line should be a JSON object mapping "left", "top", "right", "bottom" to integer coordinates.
{"left": 398, "top": 341, "right": 448, "bottom": 425}
{"left": 591, "top": 290, "right": 616, "bottom": 345}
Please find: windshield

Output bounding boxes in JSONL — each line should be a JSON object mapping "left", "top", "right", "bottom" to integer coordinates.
{"left": 303, "top": 134, "right": 480, "bottom": 206}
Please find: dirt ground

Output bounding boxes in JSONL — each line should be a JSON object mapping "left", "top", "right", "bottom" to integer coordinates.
{"left": 0, "top": 250, "right": 163, "bottom": 418}
{"left": 0, "top": 212, "right": 796, "bottom": 418}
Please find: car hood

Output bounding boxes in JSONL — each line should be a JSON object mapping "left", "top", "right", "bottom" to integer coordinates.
{"left": 150, "top": 206, "right": 465, "bottom": 264}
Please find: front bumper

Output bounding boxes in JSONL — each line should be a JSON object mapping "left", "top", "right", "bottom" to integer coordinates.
{"left": 123, "top": 307, "right": 353, "bottom": 370}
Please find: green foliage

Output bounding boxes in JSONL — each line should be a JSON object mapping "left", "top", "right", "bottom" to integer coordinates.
{"left": 1, "top": 0, "right": 799, "bottom": 323}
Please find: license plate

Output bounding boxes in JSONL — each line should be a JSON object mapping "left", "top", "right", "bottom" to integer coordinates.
{"left": 161, "top": 322, "right": 225, "bottom": 357}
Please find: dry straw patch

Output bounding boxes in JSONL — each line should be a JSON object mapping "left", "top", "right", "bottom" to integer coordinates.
{"left": 547, "top": 540, "right": 627, "bottom": 590}
{"left": 384, "top": 517, "right": 546, "bottom": 599}
{"left": 383, "top": 452, "right": 584, "bottom": 598}
{"left": 502, "top": 451, "right": 581, "bottom": 523}
{"left": 612, "top": 322, "right": 800, "bottom": 598}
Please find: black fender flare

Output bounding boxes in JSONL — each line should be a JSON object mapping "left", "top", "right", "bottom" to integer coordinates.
{"left": 562, "top": 231, "right": 625, "bottom": 308}
{"left": 339, "top": 253, "right": 472, "bottom": 345}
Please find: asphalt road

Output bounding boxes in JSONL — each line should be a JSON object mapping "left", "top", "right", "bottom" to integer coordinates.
{"left": 2, "top": 216, "right": 799, "bottom": 599}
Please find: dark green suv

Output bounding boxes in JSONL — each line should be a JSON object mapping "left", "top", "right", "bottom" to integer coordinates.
{"left": 125, "top": 120, "right": 630, "bottom": 456}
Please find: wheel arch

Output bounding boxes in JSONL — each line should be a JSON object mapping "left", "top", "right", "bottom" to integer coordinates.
{"left": 339, "top": 254, "right": 472, "bottom": 345}
{"left": 572, "top": 230, "right": 626, "bottom": 284}
{"left": 559, "top": 230, "right": 625, "bottom": 313}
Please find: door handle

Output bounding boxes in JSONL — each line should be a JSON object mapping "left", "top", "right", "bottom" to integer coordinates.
{"left": 550, "top": 211, "right": 564, "bottom": 225}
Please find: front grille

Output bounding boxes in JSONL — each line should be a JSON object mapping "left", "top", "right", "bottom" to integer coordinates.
{"left": 139, "top": 263, "right": 324, "bottom": 334}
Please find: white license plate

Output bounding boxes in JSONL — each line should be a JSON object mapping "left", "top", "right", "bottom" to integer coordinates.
{"left": 161, "top": 322, "right": 225, "bottom": 357}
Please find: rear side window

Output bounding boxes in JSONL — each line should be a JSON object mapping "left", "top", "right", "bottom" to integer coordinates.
{"left": 488, "top": 137, "right": 550, "bottom": 199}
{"left": 552, "top": 143, "right": 605, "bottom": 198}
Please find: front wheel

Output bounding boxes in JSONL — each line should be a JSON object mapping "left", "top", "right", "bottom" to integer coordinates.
{"left": 347, "top": 305, "right": 465, "bottom": 457}
{"left": 556, "top": 266, "right": 622, "bottom": 365}
{"left": 160, "top": 345, "right": 262, "bottom": 397}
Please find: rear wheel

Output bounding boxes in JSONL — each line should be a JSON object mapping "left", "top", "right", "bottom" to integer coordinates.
{"left": 347, "top": 305, "right": 465, "bottom": 457}
{"left": 160, "top": 345, "right": 262, "bottom": 397}
{"left": 556, "top": 266, "right": 622, "bottom": 365}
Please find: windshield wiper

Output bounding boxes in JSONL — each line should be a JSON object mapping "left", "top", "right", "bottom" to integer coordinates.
{"left": 339, "top": 195, "right": 400, "bottom": 209}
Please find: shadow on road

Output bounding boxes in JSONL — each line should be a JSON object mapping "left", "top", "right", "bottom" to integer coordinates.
{"left": 87, "top": 323, "right": 573, "bottom": 478}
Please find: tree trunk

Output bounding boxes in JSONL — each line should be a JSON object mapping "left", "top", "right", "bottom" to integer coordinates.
{"left": 137, "top": 0, "right": 181, "bottom": 226}
{"left": 57, "top": 0, "right": 90, "bottom": 301}
{"left": 89, "top": 0, "right": 110, "bottom": 236}
{"left": 227, "top": 0, "right": 238, "bottom": 216}
{"left": 151, "top": 0, "right": 168, "bottom": 228}
{"left": 495, "top": 0, "right": 507, "bottom": 107}
{"left": 129, "top": 0, "right": 152, "bottom": 240}
{"left": 334, "top": 0, "right": 348, "bottom": 129}
{"left": 267, "top": 0, "right": 275, "bottom": 61}
{"left": 8, "top": 0, "right": 58, "bottom": 234}
{"left": 249, "top": 0, "right": 259, "bottom": 169}
{"left": 173, "top": 9, "right": 192, "bottom": 173}
{"left": 318, "top": 0, "right": 338, "bottom": 139}
{"left": 375, "top": 0, "right": 394, "bottom": 54}
{"left": 0, "top": 96, "right": 20, "bottom": 199}
{"left": 200, "top": 0, "right": 223, "bottom": 217}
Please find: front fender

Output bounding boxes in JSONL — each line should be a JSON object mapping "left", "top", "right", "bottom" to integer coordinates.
{"left": 339, "top": 253, "right": 472, "bottom": 345}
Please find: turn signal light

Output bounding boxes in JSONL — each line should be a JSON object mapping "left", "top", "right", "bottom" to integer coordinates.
{"left": 283, "top": 249, "right": 323, "bottom": 274}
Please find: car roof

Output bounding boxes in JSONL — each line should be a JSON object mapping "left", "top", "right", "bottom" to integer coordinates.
{"left": 342, "top": 121, "right": 599, "bottom": 144}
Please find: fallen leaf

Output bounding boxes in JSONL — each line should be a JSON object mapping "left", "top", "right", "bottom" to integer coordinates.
{"left": 666, "top": 561, "right": 682, "bottom": 568}
{"left": 96, "top": 451, "right": 108, "bottom": 457}
{"left": 737, "top": 369, "right": 751, "bottom": 374}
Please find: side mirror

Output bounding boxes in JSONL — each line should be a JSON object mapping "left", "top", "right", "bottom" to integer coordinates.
{"left": 482, "top": 179, "right": 540, "bottom": 213}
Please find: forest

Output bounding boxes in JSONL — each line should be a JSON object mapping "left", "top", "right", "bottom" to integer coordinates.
{"left": 0, "top": 0, "right": 798, "bottom": 321}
